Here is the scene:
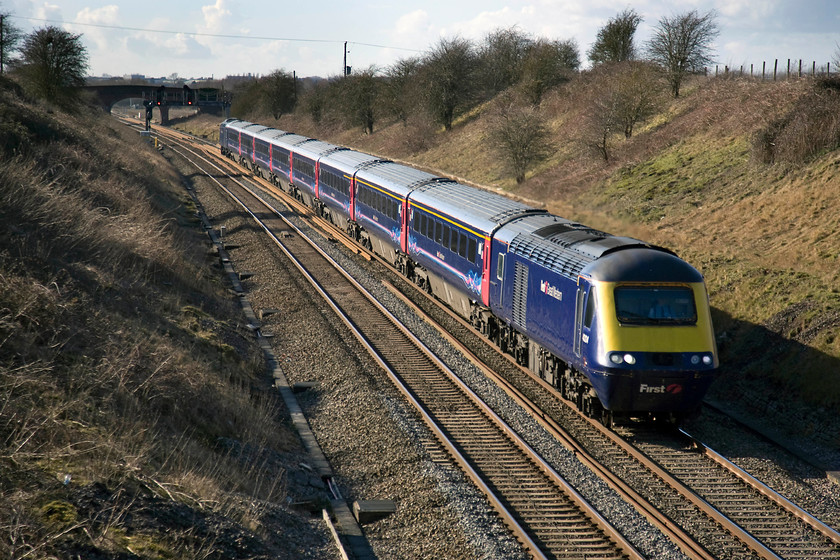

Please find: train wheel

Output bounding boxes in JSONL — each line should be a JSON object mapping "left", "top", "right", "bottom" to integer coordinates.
{"left": 601, "top": 409, "right": 614, "bottom": 429}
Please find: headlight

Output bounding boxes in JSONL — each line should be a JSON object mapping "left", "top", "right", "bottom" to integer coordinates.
{"left": 691, "top": 355, "right": 701, "bottom": 365}
{"left": 702, "top": 355, "right": 713, "bottom": 365}
{"left": 609, "top": 353, "right": 636, "bottom": 365}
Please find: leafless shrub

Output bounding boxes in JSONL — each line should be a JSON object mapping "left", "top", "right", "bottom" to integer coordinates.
{"left": 752, "top": 77, "right": 840, "bottom": 164}
{"left": 395, "top": 115, "right": 439, "bottom": 155}
{"left": 577, "top": 62, "right": 666, "bottom": 161}
{"left": 485, "top": 93, "right": 555, "bottom": 183}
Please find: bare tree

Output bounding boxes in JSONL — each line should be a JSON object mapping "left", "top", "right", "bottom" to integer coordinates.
{"left": 301, "top": 79, "right": 328, "bottom": 124}
{"left": 384, "top": 56, "right": 421, "bottom": 125}
{"left": 486, "top": 93, "right": 554, "bottom": 183}
{"left": 519, "top": 38, "right": 579, "bottom": 105}
{"left": 580, "top": 62, "right": 664, "bottom": 161}
{"left": 579, "top": 69, "right": 620, "bottom": 162}
{"left": 421, "top": 36, "right": 476, "bottom": 131}
{"left": 1, "top": 9, "right": 23, "bottom": 75}
{"left": 341, "top": 67, "right": 379, "bottom": 134}
{"left": 263, "top": 69, "right": 296, "bottom": 119}
{"left": 478, "top": 26, "right": 532, "bottom": 96}
{"left": 834, "top": 41, "right": 840, "bottom": 71}
{"left": 614, "top": 61, "right": 664, "bottom": 138}
{"left": 585, "top": 91, "right": 620, "bottom": 162}
{"left": 647, "top": 9, "right": 719, "bottom": 98}
{"left": 588, "top": 8, "right": 642, "bottom": 65}
{"left": 17, "top": 26, "right": 89, "bottom": 107}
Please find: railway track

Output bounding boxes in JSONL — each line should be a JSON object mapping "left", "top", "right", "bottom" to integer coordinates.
{"left": 150, "top": 125, "right": 639, "bottom": 560}
{"left": 142, "top": 122, "right": 840, "bottom": 560}
{"left": 626, "top": 427, "right": 840, "bottom": 560}
{"left": 379, "top": 253, "right": 840, "bottom": 560}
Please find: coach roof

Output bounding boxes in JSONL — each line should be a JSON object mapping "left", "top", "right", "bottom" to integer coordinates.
{"left": 291, "top": 139, "right": 344, "bottom": 160}
{"left": 319, "top": 149, "right": 387, "bottom": 174}
{"left": 411, "top": 180, "right": 545, "bottom": 235}
{"left": 355, "top": 162, "right": 441, "bottom": 199}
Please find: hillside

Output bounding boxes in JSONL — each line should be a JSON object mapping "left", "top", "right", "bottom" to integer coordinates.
{"left": 182, "top": 73, "right": 840, "bottom": 444}
{"left": 0, "top": 78, "right": 334, "bottom": 558}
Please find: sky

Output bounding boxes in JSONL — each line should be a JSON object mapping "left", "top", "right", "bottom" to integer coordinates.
{"left": 3, "top": 0, "right": 839, "bottom": 79}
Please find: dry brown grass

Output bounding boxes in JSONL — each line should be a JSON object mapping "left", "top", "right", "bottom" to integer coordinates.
{"left": 0, "top": 82, "right": 304, "bottom": 558}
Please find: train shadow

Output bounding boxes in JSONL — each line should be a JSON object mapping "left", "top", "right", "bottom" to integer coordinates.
{"left": 695, "top": 306, "right": 840, "bottom": 474}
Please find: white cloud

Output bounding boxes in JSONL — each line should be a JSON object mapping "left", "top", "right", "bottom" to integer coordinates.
{"left": 442, "top": 6, "right": 525, "bottom": 40}
{"left": 391, "top": 9, "right": 437, "bottom": 49}
{"left": 33, "top": 2, "right": 61, "bottom": 21}
{"left": 201, "top": 0, "right": 233, "bottom": 33}
{"left": 715, "top": 0, "right": 777, "bottom": 19}
{"left": 75, "top": 5, "right": 119, "bottom": 24}
{"left": 71, "top": 5, "right": 119, "bottom": 50}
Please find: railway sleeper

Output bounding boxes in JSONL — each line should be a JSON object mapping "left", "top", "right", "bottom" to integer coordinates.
{"left": 378, "top": 244, "right": 616, "bottom": 428}
{"left": 467, "top": 305, "right": 614, "bottom": 426}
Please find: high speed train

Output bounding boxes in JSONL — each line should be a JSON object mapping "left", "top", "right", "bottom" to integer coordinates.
{"left": 220, "top": 118, "right": 718, "bottom": 425}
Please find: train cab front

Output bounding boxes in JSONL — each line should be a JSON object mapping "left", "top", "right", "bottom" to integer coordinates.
{"left": 578, "top": 249, "right": 719, "bottom": 420}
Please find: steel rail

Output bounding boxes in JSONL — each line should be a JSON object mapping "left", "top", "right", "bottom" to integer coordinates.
{"left": 157, "top": 134, "right": 561, "bottom": 559}
{"left": 382, "top": 280, "right": 718, "bottom": 560}
{"left": 680, "top": 428, "right": 840, "bottom": 547}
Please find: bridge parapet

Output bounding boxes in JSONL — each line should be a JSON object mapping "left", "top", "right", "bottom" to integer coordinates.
{"left": 84, "top": 84, "right": 230, "bottom": 121}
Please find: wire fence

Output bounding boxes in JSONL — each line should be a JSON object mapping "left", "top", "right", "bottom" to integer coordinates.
{"left": 707, "top": 59, "right": 835, "bottom": 80}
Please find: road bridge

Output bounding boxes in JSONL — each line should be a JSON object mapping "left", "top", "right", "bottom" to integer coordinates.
{"left": 84, "top": 84, "right": 229, "bottom": 124}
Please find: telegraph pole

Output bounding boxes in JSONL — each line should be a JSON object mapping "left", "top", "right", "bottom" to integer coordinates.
{"left": 343, "top": 41, "right": 347, "bottom": 76}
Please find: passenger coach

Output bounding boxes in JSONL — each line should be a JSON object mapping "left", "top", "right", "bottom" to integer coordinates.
{"left": 317, "top": 150, "right": 386, "bottom": 233}
{"left": 217, "top": 118, "right": 719, "bottom": 424}
{"left": 408, "top": 180, "right": 543, "bottom": 319}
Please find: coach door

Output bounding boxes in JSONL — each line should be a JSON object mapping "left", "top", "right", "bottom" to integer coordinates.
{"left": 574, "top": 287, "right": 586, "bottom": 357}
{"left": 574, "top": 283, "right": 596, "bottom": 359}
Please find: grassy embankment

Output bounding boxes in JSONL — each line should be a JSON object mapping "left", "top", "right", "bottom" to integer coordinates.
{"left": 182, "top": 75, "right": 840, "bottom": 418}
{"left": 0, "top": 78, "right": 321, "bottom": 558}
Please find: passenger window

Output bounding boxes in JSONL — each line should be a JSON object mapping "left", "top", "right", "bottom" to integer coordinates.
{"left": 469, "top": 238, "right": 477, "bottom": 264}
{"left": 497, "top": 253, "right": 505, "bottom": 280}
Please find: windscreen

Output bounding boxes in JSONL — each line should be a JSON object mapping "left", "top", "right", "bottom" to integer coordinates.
{"left": 614, "top": 285, "right": 697, "bottom": 325}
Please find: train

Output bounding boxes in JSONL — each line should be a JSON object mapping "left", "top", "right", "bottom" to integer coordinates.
{"left": 219, "top": 118, "right": 719, "bottom": 425}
